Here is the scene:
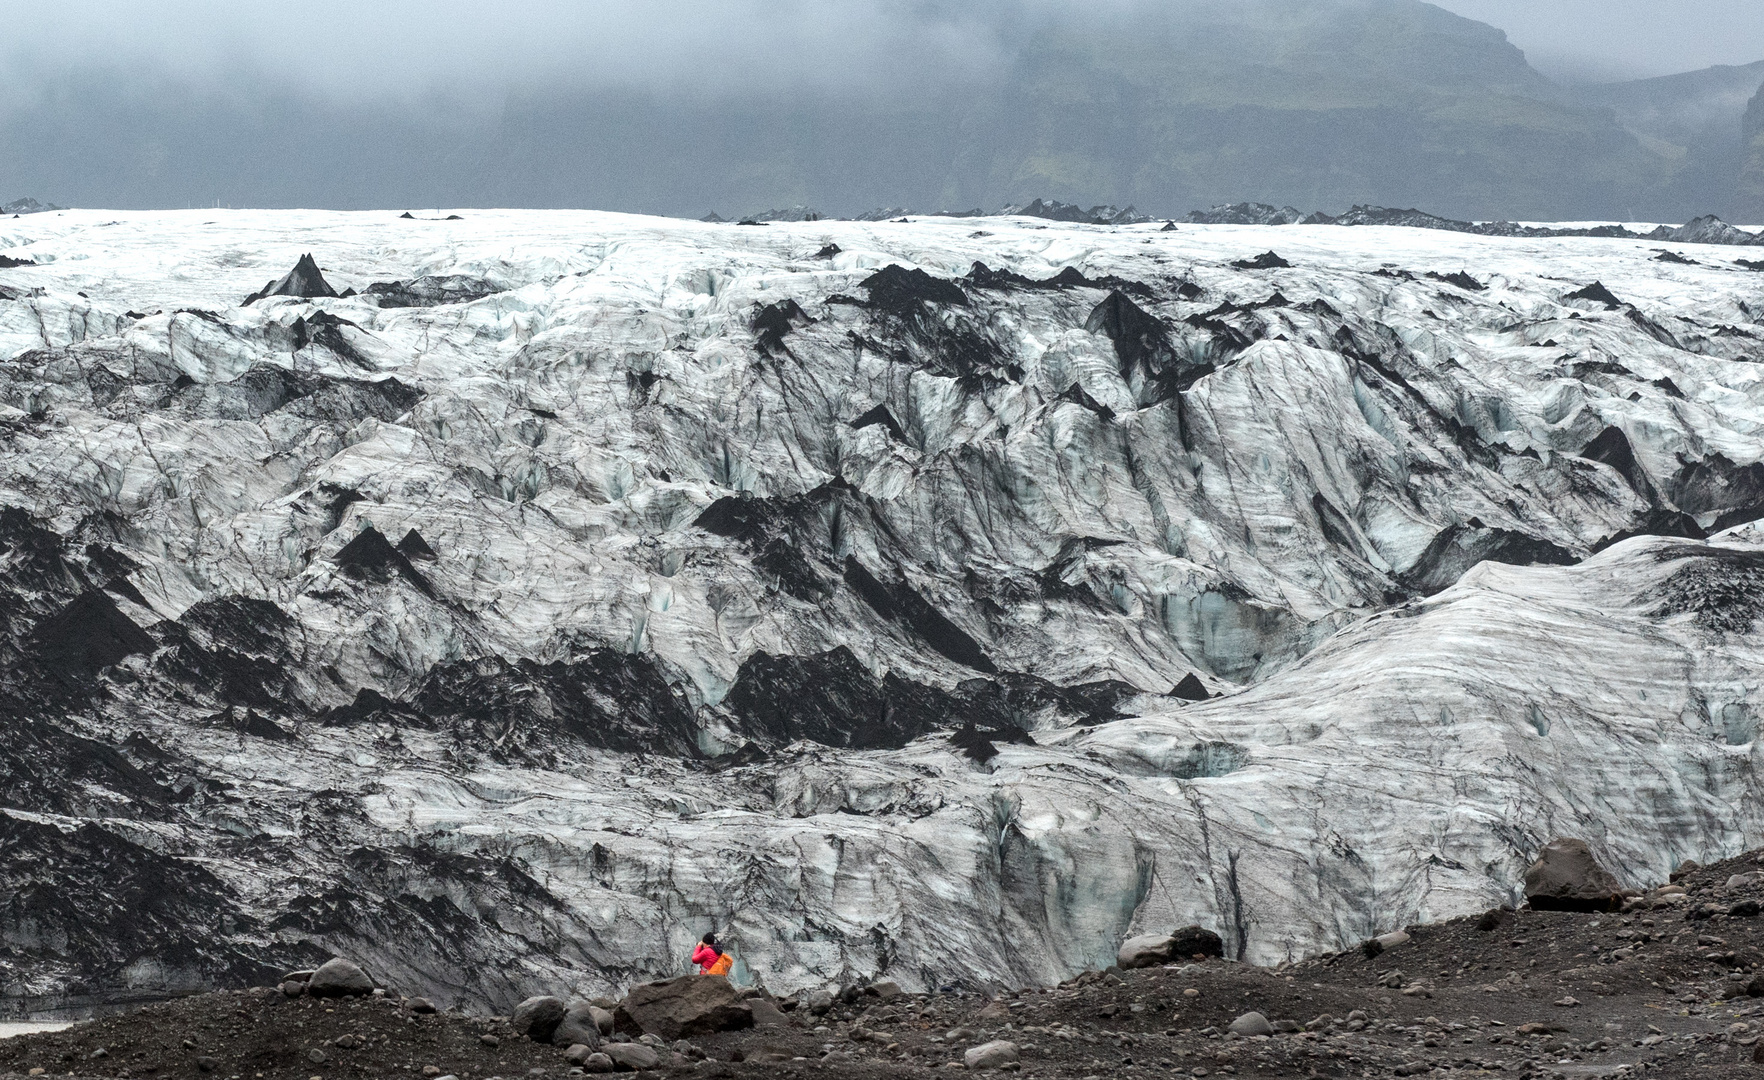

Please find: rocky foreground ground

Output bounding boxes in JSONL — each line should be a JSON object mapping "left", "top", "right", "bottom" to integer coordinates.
{"left": 13, "top": 848, "right": 1764, "bottom": 1079}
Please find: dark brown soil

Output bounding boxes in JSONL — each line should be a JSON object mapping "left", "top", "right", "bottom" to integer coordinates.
{"left": 12, "top": 849, "right": 1764, "bottom": 1079}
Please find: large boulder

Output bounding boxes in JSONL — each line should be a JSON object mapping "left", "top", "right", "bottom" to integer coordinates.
{"left": 1118, "top": 925, "right": 1224, "bottom": 968}
{"left": 1523, "top": 838, "right": 1623, "bottom": 912}
{"left": 1118, "top": 933, "right": 1178, "bottom": 969}
{"left": 306, "top": 958, "right": 374, "bottom": 997}
{"left": 511, "top": 995, "right": 567, "bottom": 1042}
{"left": 550, "top": 1001, "right": 604, "bottom": 1050}
{"left": 1172, "top": 925, "right": 1225, "bottom": 959}
{"left": 615, "top": 976, "right": 754, "bottom": 1040}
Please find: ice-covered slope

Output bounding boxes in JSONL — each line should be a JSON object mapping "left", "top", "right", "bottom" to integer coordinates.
{"left": 2, "top": 209, "right": 1764, "bottom": 1014}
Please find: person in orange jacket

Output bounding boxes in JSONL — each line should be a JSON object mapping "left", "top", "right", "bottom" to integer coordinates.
{"left": 692, "top": 932, "right": 734, "bottom": 976}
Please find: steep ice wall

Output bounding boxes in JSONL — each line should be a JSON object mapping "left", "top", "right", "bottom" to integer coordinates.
{"left": 2, "top": 209, "right": 1764, "bottom": 1014}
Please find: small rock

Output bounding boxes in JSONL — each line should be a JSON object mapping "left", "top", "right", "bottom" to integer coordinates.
{"left": 869, "top": 979, "right": 903, "bottom": 1001}
{"left": 480, "top": 1034, "right": 501, "bottom": 1048}
{"left": 603, "top": 1044, "right": 660, "bottom": 1070}
{"left": 564, "top": 1044, "right": 595, "bottom": 1066}
{"left": 421, "top": 1068, "right": 441, "bottom": 1078}
{"left": 1375, "top": 930, "right": 1410, "bottom": 949}
{"left": 408, "top": 997, "right": 437, "bottom": 1014}
{"left": 964, "top": 1040, "right": 1020, "bottom": 1071}
{"left": 805, "top": 989, "right": 836, "bottom": 1015}
{"left": 89, "top": 1049, "right": 108, "bottom": 1060}
{"left": 1734, "top": 900, "right": 1763, "bottom": 917}
{"left": 582, "top": 1052, "right": 615, "bottom": 1073}
{"left": 308, "top": 1050, "right": 328, "bottom": 1065}
{"left": 1394, "top": 1063, "right": 1428, "bottom": 1077}
{"left": 332, "top": 1035, "right": 361, "bottom": 1049}
{"left": 512, "top": 996, "right": 567, "bottom": 1042}
{"left": 281, "top": 981, "right": 307, "bottom": 998}
{"left": 1673, "top": 859, "right": 1702, "bottom": 881}
{"left": 307, "top": 957, "right": 375, "bottom": 998}
{"left": 195, "top": 1058, "right": 219, "bottom": 1073}
{"left": 1272, "top": 1020, "right": 1302, "bottom": 1033}
{"left": 1228, "top": 1012, "right": 1274, "bottom": 1037}
{"left": 1554, "top": 996, "right": 1582, "bottom": 1008}
{"left": 1182, "top": 988, "right": 1200, "bottom": 998}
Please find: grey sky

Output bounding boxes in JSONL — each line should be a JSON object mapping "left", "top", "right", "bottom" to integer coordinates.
{"left": 0, "top": 2, "right": 1013, "bottom": 103}
{"left": 1430, "top": 0, "right": 1764, "bottom": 82}
{"left": 4, "top": 0, "right": 1759, "bottom": 101}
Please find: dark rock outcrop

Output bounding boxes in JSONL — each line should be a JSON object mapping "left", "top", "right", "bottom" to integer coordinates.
{"left": 360, "top": 275, "right": 503, "bottom": 309}
{"left": 244, "top": 254, "right": 340, "bottom": 305}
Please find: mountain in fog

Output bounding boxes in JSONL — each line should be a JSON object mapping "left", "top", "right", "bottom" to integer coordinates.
{"left": 1, "top": 0, "right": 1762, "bottom": 223}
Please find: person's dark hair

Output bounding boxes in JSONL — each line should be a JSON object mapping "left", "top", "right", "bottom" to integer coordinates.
{"left": 701, "top": 932, "right": 717, "bottom": 947}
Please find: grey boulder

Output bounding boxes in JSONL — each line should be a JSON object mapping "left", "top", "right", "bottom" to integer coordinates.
{"left": 1119, "top": 925, "right": 1225, "bottom": 968}
{"left": 603, "top": 1043, "right": 660, "bottom": 1070}
{"left": 1524, "top": 838, "right": 1623, "bottom": 912}
{"left": 306, "top": 958, "right": 373, "bottom": 998}
{"left": 511, "top": 995, "right": 567, "bottom": 1042}
{"left": 1229, "top": 1011, "right": 1275, "bottom": 1037}
{"left": 1118, "top": 933, "right": 1180, "bottom": 969}
{"left": 551, "top": 1001, "right": 604, "bottom": 1049}
{"left": 615, "top": 976, "right": 753, "bottom": 1040}
{"left": 587, "top": 1005, "right": 615, "bottom": 1035}
{"left": 964, "top": 1040, "right": 1020, "bottom": 1070}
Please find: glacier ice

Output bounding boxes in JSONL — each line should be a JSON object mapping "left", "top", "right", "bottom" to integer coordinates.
{"left": 1, "top": 208, "right": 1764, "bottom": 1013}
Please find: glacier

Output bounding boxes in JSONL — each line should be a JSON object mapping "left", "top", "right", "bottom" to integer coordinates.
{"left": 1, "top": 208, "right": 1764, "bottom": 1014}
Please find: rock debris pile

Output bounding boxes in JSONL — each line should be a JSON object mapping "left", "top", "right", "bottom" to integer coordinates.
{"left": 18, "top": 849, "right": 1764, "bottom": 1080}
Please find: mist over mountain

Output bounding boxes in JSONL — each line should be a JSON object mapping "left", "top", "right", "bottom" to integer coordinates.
{"left": 3, "top": 0, "right": 1762, "bottom": 222}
